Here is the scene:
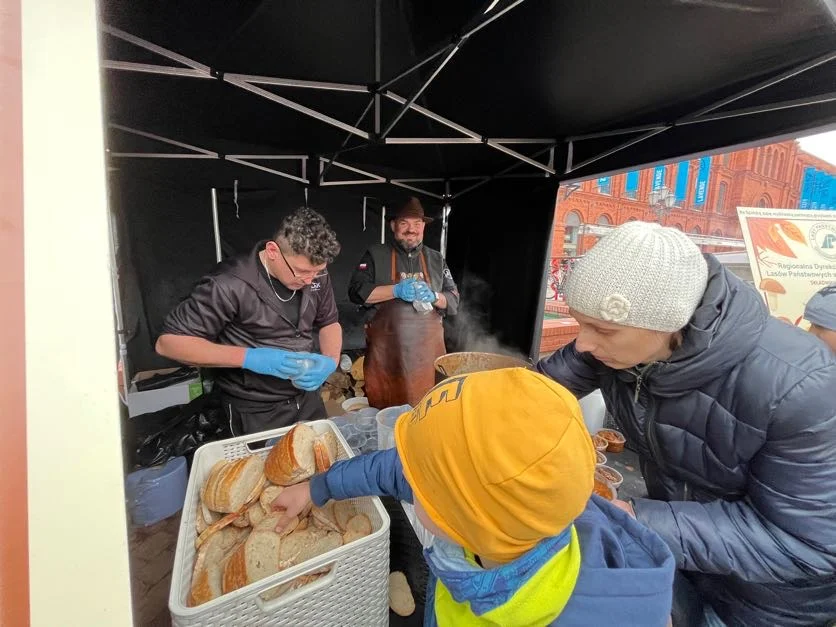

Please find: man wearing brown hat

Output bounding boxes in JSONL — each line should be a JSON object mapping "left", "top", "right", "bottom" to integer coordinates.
{"left": 348, "top": 197, "right": 459, "bottom": 315}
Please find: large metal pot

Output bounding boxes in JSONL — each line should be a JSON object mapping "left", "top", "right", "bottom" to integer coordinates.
{"left": 433, "top": 351, "right": 532, "bottom": 383}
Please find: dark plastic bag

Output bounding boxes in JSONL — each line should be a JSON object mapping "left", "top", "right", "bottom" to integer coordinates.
{"left": 127, "top": 389, "right": 231, "bottom": 470}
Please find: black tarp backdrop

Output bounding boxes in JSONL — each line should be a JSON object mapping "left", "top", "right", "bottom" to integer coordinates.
{"left": 102, "top": 0, "right": 836, "bottom": 368}
{"left": 110, "top": 160, "right": 447, "bottom": 372}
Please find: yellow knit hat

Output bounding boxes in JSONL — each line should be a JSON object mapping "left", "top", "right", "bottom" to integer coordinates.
{"left": 394, "top": 367, "right": 595, "bottom": 563}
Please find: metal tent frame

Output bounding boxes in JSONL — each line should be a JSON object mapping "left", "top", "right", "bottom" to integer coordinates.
{"left": 102, "top": 0, "right": 835, "bottom": 202}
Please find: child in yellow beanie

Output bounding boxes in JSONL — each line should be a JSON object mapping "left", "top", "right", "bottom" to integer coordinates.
{"left": 273, "top": 368, "right": 674, "bottom": 626}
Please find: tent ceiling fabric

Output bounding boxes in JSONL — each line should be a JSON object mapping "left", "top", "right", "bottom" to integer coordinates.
{"left": 101, "top": 0, "right": 836, "bottom": 191}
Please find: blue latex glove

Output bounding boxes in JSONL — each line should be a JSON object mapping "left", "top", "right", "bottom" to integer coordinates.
{"left": 291, "top": 353, "right": 338, "bottom": 391}
{"left": 413, "top": 281, "right": 437, "bottom": 303}
{"left": 242, "top": 347, "right": 305, "bottom": 379}
{"left": 392, "top": 278, "right": 418, "bottom": 302}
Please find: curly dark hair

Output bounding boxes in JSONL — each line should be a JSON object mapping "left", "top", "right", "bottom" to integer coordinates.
{"left": 274, "top": 207, "right": 341, "bottom": 265}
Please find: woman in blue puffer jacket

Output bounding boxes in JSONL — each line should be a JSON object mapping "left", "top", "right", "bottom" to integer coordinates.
{"left": 538, "top": 221, "right": 836, "bottom": 627}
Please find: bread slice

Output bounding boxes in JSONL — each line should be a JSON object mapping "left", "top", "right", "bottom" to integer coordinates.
{"left": 264, "top": 424, "right": 317, "bottom": 486}
{"left": 344, "top": 513, "right": 372, "bottom": 536}
{"left": 320, "top": 430, "right": 340, "bottom": 462}
{"left": 334, "top": 501, "right": 358, "bottom": 531}
{"left": 232, "top": 512, "right": 250, "bottom": 528}
{"left": 201, "top": 460, "right": 230, "bottom": 509}
{"left": 311, "top": 501, "right": 341, "bottom": 532}
{"left": 313, "top": 438, "right": 333, "bottom": 473}
{"left": 204, "top": 460, "right": 234, "bottom": 512}
{"left": 202, "top": 501, "right": 221, "bottom": 526}
{"left": 222, "top": 542, "right": 248, "bottom": 595}
{"left": 389, "top": 571, "right": 415, "bottom": 617}
{"left": 279, "top": 529, "right": 342, "bottom": 573}
{"left": 213, "top": 455, "right": 266, "bottom": 513}
{"left": 260, "top": 573, "right": 325, "bottom": 603}
{"left": 244, "top": 529, "right": 283, "bottom": 584}
{"left": 260, "top": 485, "right": 284, "bottom": 514}
{"left": 220, "top": 526, "right": 250, "bottom": 552}
{"left": 247, "top": 502, "right": 265, "bottom": 527}
{"left": 189, "top": 530, "right": 227, "bottom": 606}
{"left": 256, "top": 512, "right": 299, "bottom": 537}
{"left": 195, "top": 502, "right": 207, "bottom": 535}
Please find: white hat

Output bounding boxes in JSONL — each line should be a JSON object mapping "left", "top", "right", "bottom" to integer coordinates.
{"left": 564, "top": 221, "right": 708, "bottom": 332}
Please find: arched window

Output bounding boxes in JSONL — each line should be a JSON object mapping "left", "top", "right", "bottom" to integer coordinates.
{"left": 722, "top": 153, "right": 731, "bottom": 167}
{"left": 716, "top": 182, "right": 727, "bottom": 214}
{"left": 596, "top": 214, "right": 611, "bottom": 225}
{"left": 757, "top": 197, "right": 768, "bottom": 208}
{"left": 672, "top": 223, "right": 684, "bottom": 231}
{"left": 564, "top": 211, "right": 582, "bottom": 255}
{"left": 776, "top": 152, "right": 784, "bottom": 179}
{"left": 713, "top": 229, "right": 723, "bottom": 237}
{"left": 755, "top": 149, "right": 764, "bottom": 174}
{"left": 690, "top": 225, "right": 702, "bottom": 234}
{"left": 765, "top": 149, "right": 773, "bottom": 178}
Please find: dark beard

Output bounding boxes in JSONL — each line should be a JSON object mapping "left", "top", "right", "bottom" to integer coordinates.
{"left": 396, "top": 237, "right": 421, "bottom": 251}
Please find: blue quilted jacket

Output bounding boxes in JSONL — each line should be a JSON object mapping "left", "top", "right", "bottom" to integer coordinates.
{"left": 538, "top": 255, "right": 836, "bottom": 626}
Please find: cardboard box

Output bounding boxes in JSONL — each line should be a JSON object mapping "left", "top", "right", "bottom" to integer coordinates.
{"left": 127, "top": 368, "right": 203, "bottom": 418}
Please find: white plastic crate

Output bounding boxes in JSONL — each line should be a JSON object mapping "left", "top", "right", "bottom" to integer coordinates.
{"left": 169, "top": 420, "right": 390, "bottom": 627}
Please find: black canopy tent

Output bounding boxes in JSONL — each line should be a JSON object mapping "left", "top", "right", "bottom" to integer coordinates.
{"left": 101, "top": 0, "right": 836, "bottom": 372}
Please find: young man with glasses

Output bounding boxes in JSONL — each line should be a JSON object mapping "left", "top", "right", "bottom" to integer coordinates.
{"left": 156, "top": 207, "right": 342, "bottom": 434}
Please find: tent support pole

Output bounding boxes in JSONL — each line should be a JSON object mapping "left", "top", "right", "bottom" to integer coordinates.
{"left": 320, "top": 97, "right": 375, "bottom": 183}
{"left": 678, "top": 91, "right": 836, "bottom": 125}
{"left": 566, "top": 127, "right": 669, "bottom": 174}
{"left": 224, "top": 76, "right": 370, "bottom": 139}
{"left": 377, "top": 0, "right": 529, "bottom": 91}
{"left": 441, "top": 181, "right": 451, "bottom": 259}
{"left": 684, "top": 50, "right": 836, "bottom": 120}
{"left": 374, "top": 0, "right": 382, "bottom": 135}
{"left": 211, "top": 188, "right": 222, "bottom": 263}
{"left": 379, "top": 44, "right": 461, "bottom": 139}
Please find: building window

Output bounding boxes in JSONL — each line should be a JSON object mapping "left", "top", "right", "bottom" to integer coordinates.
{"left": 755, "top": 149, "right": 764, "bottom": 174}
{"left": 564, "top": 211, "right": 582, "bottom": 256}
{"left": 672, "top": 223, "right": 684, "bottom": 231}
{"left": 716, "top": 182, "right": 727, "bottom": 214}
{"left": 757, "top": 197, "right": 768, "bottom": 208}
{"left": 624, "top": 171, "right": 639, "bottom": 199}
{"left": 778, "top": 153, "right": 785, "bottom": 179}
{"left": 722, "top": 153, "right": 731, "bottom": 167}
{"left": 597, "top": 177, "right": 611, "bottom": 195}
{"left": 597, "top": 214, "right": 611, "bottom": 225}
{"left": 690, "top": 226, "right": 702, "bottom": 235}
{"left": 765, "top": 149, "right": 773, "bottom": 178}
{"left": 713, "top": 229, "right": 723, "bottom": 237}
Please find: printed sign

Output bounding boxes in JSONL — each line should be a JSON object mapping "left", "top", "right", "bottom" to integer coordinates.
{"left": 737, "top": 207, "right": 836, "bottom": 327}
{"left": 694, "top": 156, "right": 711, "bottom": 206}
{"left": 652, "top": 166, "right": 666, "bottom": 191}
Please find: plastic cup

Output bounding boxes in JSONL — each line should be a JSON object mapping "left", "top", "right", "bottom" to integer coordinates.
{"left": 355, "top": 414, "right": 377, "bottom": 432}
{"left": 345, "top": 432, "right": 367, "bottom": 455}
{"left": 376, "top": 404, "right": 412, "bottom": 451}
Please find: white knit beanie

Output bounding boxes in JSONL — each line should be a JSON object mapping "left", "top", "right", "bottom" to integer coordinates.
{"left": 564, "top": 221, "right": 708, "bottom": 332}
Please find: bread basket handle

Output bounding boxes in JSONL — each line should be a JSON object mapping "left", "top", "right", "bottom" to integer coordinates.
{"left": 254, "top": 559, "right": 341, "bottom": 614}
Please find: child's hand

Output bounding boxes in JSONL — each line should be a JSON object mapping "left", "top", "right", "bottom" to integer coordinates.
{"left": 271, "top": 481, "right": 313, "bottom": 531}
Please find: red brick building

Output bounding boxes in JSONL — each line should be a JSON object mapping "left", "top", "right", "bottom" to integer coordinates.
{"left": 551, "top": 140, "right": 836, "bottom": 259}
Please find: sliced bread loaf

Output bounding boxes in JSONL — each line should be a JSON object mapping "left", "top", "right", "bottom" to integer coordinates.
{"left": 264, "top": 424, "right": 317, "bottom": 485}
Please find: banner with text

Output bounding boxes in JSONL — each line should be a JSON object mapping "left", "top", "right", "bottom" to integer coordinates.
{"left": 694, "top": 156, "right": 711, "bottom": 206}
{"left": 737, "top": 207, "right": 836, "bottom": 327}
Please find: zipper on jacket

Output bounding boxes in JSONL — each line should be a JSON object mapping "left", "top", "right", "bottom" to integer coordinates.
{"left": 632, "top": 362, "right": 654, "bottom": 403}
{"left": 632, "top": 363, "right": 666, "bottom": 474}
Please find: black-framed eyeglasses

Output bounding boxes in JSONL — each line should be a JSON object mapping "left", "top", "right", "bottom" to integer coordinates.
{"left": 276, "top": 242, "right": 328, "bottom": 279}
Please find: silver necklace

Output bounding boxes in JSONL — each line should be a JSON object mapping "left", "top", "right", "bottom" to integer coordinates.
{"left": 262, "top": 257, "right": 296, "bottom": 303}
